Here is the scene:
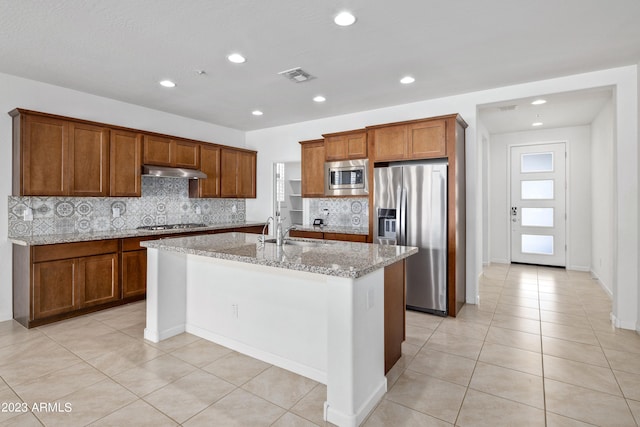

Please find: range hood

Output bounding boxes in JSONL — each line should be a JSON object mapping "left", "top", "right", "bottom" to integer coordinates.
{"left": 142, "top": 165, "right": 207, "bottom": 179}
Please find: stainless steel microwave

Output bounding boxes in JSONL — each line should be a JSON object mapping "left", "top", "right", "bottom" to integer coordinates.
{"left": 325, "top": 159, "right": 369, "bottom": 196}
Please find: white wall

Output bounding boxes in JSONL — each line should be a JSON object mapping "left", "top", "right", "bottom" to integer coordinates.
{"left": 591, "top": 100, "right": 615, "bottom": 295}
{"left": 246, "top": 65, "right": 638, "bottom": 327}
{"left": 488, "top": 126, "right": 592, "bottom": 270}
{"left": 476, "top": 119, "right": 491, "bottom": 267}
{"left": 0, "top": 72, "right": 246, "bottom": 322}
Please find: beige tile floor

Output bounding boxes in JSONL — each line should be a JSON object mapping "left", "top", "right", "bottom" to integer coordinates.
{"left": 1, "top": 264, "right": 639, "bottom": 426}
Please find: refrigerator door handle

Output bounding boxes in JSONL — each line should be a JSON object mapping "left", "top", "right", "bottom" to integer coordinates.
{"left": 399, "top": 187, "right": 407, "bottom": 246}
{"left": 395, "top": 185, "right": 402, "bottom": 245}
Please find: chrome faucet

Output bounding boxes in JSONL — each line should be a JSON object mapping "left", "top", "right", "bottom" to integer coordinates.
{"left": 258, "top": 216, "right": 273, "bottom": 245}
{"left": 275, "top": 211, "right": 296, "bottom": 246}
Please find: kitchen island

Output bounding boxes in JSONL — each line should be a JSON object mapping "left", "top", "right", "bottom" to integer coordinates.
{"left": 142, "top": 232, "right": 417, "bottom": 427}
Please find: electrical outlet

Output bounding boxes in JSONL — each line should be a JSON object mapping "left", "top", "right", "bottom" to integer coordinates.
{"left": 231, "top": 203, "right": 237, "bottom": 213}
{"left": 231, "top": 304, "right": 239, "bottom": 319}
{"left": 112, "top": 207, "right": 121, "bottom": 218}
{"left": 23, "top": 207, "right": 33, "bottom": 222}
{"left": 195, "top": 205, "right": 202, "bottom": 215}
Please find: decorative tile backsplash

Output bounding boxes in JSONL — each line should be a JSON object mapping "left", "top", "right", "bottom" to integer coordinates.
{"left": 8, "top": 177, "right": 246, "bottom": 237}
{"left": 303, "top": 197, "right": 368, "bottom": 228}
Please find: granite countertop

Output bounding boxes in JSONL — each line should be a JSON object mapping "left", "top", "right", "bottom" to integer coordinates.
{"left": 9, "top": 222, "right": 266, "bottom": 246}
{"left": 292, "top": 224, "right": 369, "bottom": 236}
{"left": 141, "top": 232, "right": 417, "bottom": 279}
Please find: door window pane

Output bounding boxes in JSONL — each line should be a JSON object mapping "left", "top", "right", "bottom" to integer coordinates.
{"left": 521, "top": 153, "right": 553, "bottom": 173}
{"left": 522, "top": 208, "right": 554, "bottom": 227}
{"left": 521, "top": 180, "right": 554, "bottom": 199}
{"left": 521, "top": 234, "right": 554, "bottom": 255}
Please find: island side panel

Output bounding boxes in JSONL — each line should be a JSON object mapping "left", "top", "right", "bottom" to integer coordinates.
{"left": 144, "top": 248, "right": 188, "bottom": 342}
{"left": 325, "top": 269, "right": 386, "bottom": 427}
{"left": 184, "top": 255, "right": 328, "bottom": 383}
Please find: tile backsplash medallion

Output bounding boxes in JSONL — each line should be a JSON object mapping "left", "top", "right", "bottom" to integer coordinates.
{"left": 8, "top": 177, "right": 245, "bottom": 237}
{"left": 303, "top": 197, "right": 368, "bottom": 228}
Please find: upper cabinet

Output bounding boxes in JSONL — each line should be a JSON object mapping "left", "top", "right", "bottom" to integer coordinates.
{"left": 142, "top": 135, "right": 200, "bottom": 169}
{"left": 220, "top": 148, "right": 257, "bottom": 198}
{"left": 299, "top": 139, "right": 325, "bottom": 197}
{"left": 11, "top": 109, "right": 257, "bottom": 199}
{"left": 369, "top": 118, "right": 446, "bottom": 162}
{"left": 110, "top": 129, "right": 142, "bottom": 197}
{"left": 189, "top": 143, "right": 220, "bottom": 198}
{"left": 323, "top": 129, "right": 367, "bottom": 161}
{"left": 12, "top": 110, "right": 110, "bottom": 197}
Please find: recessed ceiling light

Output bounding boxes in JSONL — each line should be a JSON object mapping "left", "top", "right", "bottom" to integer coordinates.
{"left": 252, "top": 110, "right": 263, "bottom": 116}
{"left": 531, "top": 99, "right": 547, "bottom": 105}
{"left": 313, "top": 95, "right": 326, "bottom": 103}
{"left": 159, "top": 80, "right": 176, "bottom": 88}
{"left": 334, "top": 11, "right": 356, "bottom": 26}
{"left": 532, "top": 122, "right": 543, "bottom": 127}
{"left": 400, "top": 76, "right": 415, "bottom": 84}
{"left": 227, "top": 53, "right": 246, "bottom": 64}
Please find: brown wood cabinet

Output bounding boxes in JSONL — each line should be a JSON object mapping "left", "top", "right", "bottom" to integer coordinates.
{"left": 384, "top": 260, "right": 405, "bottom": 373}
{"left": 15, "top": 240, "right": 120, "bottom": 326}
{"left": 110, "top": 129, "right": 142, "bottom": 197}
{"left": 323, "top": 130, "right": 367, "bottom": 161}
{"left": 289, "top": 229, "right": 367, "bottom": 243}
{"left": 11, "top": 110, "right": 110, "bottom": 197}
{"left": 369, "top": 118, "right": 446, "bottom": 162}
{"left": 189, "top": 143, "right": 221, "bottom": 198}
{"left": 143, "top": 135, "right": 200, "bottom": 169}
{"left": 299, "top": 139, "right": 325, "bottom": 197}
{"left": 220, "top": 148, "right": 257, "bottom": 198}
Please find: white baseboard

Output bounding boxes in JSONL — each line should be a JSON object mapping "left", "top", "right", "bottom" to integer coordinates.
{"left": 611, "top": 312, "right": 637, "bottom": 330}
{"left": 490, "top": 258, "right": 509, "bottom": 265}
{"left": 567, "top": 265, "right": 590, "bottom": 272}
{"left": 590, "top": 271, "right": 613, "bottom": 298}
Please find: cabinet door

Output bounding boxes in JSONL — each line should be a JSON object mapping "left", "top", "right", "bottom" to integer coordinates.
{"left": 384, "top": 260, "right": 405, "bottom": 373}
{"left": 191, "top": 144, "right": 220, "bottom": 198}
{"left": 69, "top": 123, "right": 110, "bottom": 196}
{"left": 289, "top": 230, "right": 324, "bottom": 239}
{"left": 22, "top": 114, "right": 69, "bottom": 196}
{"left": 143, "top": 135, "right": 173, "bottom": 166}
{"left": 325, "top": 132, "right": 367, "bottom": 161}
{"left": 346, "top": 133, "right": 367, "bottom": 159}
{"left": 237, "top": 151, "right": 256, "bottom": 198}
{"left": 122, "top": 249, "right": 147, "bottom": 299}
{"left": 220, "top": 148, "right": 238, "bottom": 197}
{"left": 408, "top": 120, "right": 446, "bottom": 159}
{"left": 300, "top": 141, "right": 325, "bottom": 197}
{"left": 372, "top": 125, "right": 407, "bottom": 161}
{"left": 32, "top": 259, "right": 77, "bottom": 319}
{"left": 110, "top": 129, "right": 142, "bottom": 197}
{"left": 79, "top": 253, "right": 119, "bottom": 307}
{"left": 324, "top": 135, "right": 348, "bottom": 161}
{"left": 174, "top": 140, "right": 200, "bottom": 169}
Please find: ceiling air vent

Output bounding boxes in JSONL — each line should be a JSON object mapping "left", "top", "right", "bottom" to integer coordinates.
{"left": 498, "top": 105, "right": 518, "bottom": 111}
{"left": 278, "top": 67, "right": 316, "bottom": 83}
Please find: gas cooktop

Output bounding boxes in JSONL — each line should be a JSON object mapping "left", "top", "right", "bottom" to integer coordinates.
{"left": 136, "top": 223, "right": 207, "bottom": 231}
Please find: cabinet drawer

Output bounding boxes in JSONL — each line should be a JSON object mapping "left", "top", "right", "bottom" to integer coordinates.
{"left": 290, "top": 230, "right": 324, "bottom": 239}
{"left": 33, "top": 240, "right": 119, "bottom": 263}
{"left": 323, "top": 232, "right": 367, "bottom": 243}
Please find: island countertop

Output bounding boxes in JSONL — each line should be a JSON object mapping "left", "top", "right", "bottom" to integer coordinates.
{"left": 141, "top": 232, "right": 417, "bottom": 279}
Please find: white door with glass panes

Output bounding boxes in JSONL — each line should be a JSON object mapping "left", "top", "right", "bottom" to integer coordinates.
{"left": 510, "top": 143, "right": 566, "bottom": 266}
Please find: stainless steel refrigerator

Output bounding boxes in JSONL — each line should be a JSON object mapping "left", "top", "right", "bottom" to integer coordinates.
{"left": 374, "top": 161, "right": 448, "bottom": 315}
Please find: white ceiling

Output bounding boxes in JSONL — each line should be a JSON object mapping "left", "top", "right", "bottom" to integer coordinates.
{"left": 1, "top": 0, "right": 639, "bottom": 131}
{"left": 478, "top": 87, "right": 614, "bottom": 134}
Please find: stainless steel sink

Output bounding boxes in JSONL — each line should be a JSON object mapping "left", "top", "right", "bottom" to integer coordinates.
{"left": 263, "top": 238, "right": 328, "bottom": 247}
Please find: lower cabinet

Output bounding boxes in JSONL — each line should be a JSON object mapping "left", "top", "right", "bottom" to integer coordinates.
{"left": 289, "top": 230, "right": 367, "bottom": 242}
{"left": 17, "top": 240, "right": 120, "bottom": 327}
{"left": 14, "top": 226, "right": 267, "bottom": 328}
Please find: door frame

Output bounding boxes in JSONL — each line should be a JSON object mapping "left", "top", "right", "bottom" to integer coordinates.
{"left": 506, "top": 140, "right": 570, "bottom": 266}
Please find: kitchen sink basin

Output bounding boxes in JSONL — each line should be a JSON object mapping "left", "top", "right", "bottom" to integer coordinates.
{"left": 263, "top": 238, "right": 330, "bottom": 247}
